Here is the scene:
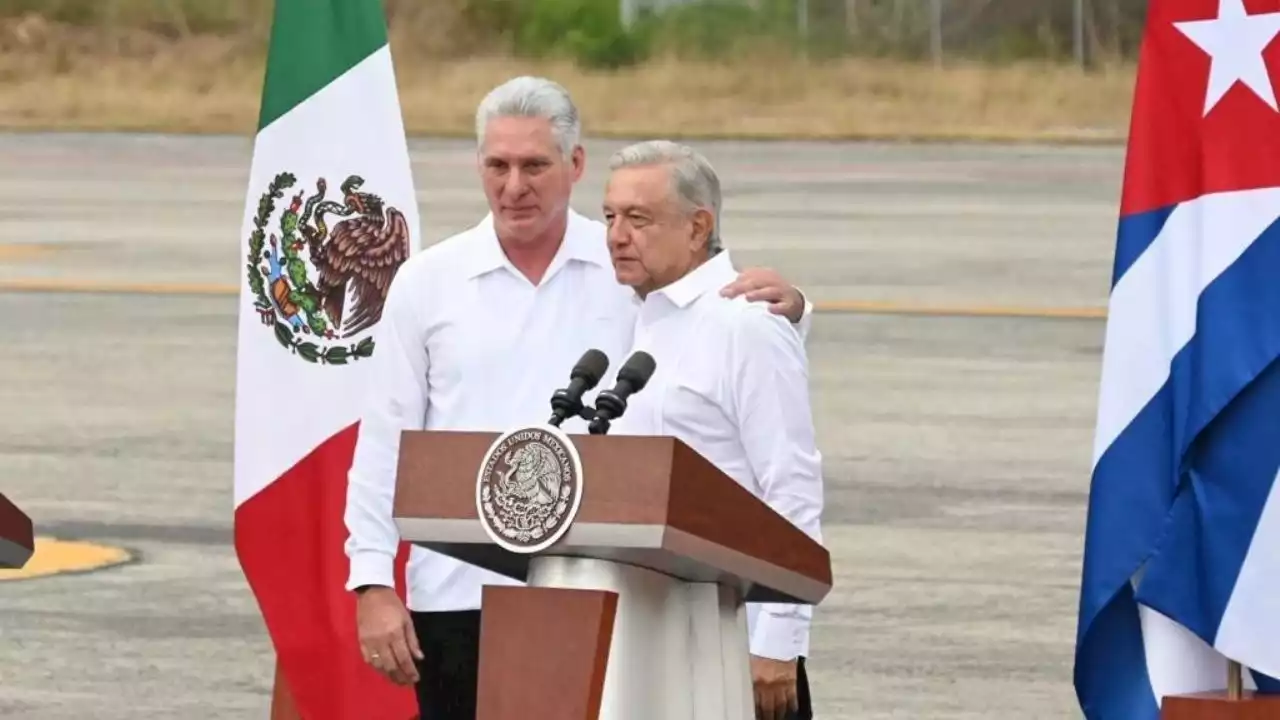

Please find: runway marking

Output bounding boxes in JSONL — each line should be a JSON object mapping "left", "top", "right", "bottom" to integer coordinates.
{"left": 818, "top": 299, "right": 1107, "bottom": 319}
{"left": 0, "top": 278, "right": 238, "bottom": 296}
{"left": 0, "top": 536, "right": 133, "bottom": 581}
{"left": 0, "top": 278, "right": 1108, "bottom": 319}
{"left": 0, "top": 244, "right": 53, "bottom": 262}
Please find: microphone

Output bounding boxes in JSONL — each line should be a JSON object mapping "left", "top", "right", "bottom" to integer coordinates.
{"left": 547, "top": 349, "right": 610, "bottom": 427}
{"left": 588, "top": 351, "right": 657, "bottom": 435}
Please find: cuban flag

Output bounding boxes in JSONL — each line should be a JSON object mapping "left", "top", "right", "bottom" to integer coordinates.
{"left": 1074, "top": 0, "right": 1280, "bottom": 717}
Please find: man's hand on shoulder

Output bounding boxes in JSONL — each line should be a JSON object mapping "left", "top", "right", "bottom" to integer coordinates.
{"left": 721, "top": 266, "right": 806, "bottom": 324}
{"left": 750, "top": 654, "right": 799, "bottom": 720}
{"left": 355, "top": 585, "right": 423, "bottom": 686}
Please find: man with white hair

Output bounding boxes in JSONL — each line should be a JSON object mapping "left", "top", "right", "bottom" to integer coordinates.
{"left": 342, "top": 76, "right": 814, "bottom": 719}
{"left": 602, "top": 139, "right": 824, "bottom": 720}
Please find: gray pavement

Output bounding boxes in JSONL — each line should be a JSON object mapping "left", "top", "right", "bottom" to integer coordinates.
{"left": 0, "top": 132, "right": 1124, "bottom": 718}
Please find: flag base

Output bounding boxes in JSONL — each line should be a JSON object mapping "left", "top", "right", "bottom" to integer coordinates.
{"left": 1161, "top": 692, "right": 1280, "bottom": 719}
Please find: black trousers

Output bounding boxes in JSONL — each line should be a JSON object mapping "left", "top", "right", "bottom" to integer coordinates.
{"left": 792, "top": 656, "right": 814, "bottom": 719}
{"left": 411, "top": 610, "right": 482, "bottom": 720}
{"left": 410, "top": 609, "right": 813, "bottom": 719}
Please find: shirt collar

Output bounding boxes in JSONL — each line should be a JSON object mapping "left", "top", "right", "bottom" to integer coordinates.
{"left": 463, "top": 208, "right": 609, "bottom": 280}
{"left": 645, "top": 250, "right": 737, "bottom": 309}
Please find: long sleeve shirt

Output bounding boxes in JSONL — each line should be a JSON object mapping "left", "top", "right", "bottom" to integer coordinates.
{"left": 343, "top": 210, "right": 638, "bottom": 611}
{"left": 608, "top": 250, "right": 826, "bottom": 662}
{"left": 342, "top": 212, "right": 819, "bottom": 647}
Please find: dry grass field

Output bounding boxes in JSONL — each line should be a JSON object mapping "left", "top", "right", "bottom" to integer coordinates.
{"left": 0, "top": 12, "right": 1137, "bottom": 141}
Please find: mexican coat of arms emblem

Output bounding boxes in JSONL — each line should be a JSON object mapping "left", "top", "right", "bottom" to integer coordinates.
{"left": 245, "top": 171, "right": 411, "bottom": 364}
{"left": 476, "top": 425, "right": 585, "bottom": 554}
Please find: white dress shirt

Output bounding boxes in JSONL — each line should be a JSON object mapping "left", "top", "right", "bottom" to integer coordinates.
{"left": 609, "top": 250, "right": 825, "bottom": 663}
{"left": 342, "top": 210, "right": 817, "bottom": 625}
{"left": 343, "top": 209, "right": 637, "bottom": 611}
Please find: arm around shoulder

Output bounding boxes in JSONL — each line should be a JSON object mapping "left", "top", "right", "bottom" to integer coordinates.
{"left": 343, "top": 264, "right": 432, "bottom": 592}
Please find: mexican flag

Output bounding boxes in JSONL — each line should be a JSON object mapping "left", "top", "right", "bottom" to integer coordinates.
{"left": 232, "top": 0, "right": 419, "bottom": 718}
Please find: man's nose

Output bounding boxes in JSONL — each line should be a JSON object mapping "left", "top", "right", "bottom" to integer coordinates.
{"left": 607, "top": 223, "right": 628, "bottom": 248}
{"left": 504, "top": 169, "right": 528, "bottom": 196}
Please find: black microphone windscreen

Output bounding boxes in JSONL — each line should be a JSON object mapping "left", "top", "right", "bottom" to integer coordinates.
{"left": 617, "top": 351, "right": 656, "bottom": 390}
{"left": 571, "top": 349, "right": 610, "bottom": 388}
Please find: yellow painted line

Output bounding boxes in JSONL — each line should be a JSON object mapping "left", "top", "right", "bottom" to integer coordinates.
{"left": 817, "top": 299, "right": 1107, "bottom": 320}
{"left": 0, "top": 536, "right": 133, "bottom": 581}
{"left": 0, "top": 278, "right": 238, "bottom": 296}
{"left": 0, "top": 277, "right": 1108, "bottom": 320}
{"left": 0, "top": 244, "right": 54, "bottom": 262}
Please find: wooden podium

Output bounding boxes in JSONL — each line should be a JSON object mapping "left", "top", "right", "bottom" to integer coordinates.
{"left": 0, "top": 491, "right": 34, "bottom": 570}
{"left": 1162, "top": 691, "right": 1280, "bottom": 719}
{"left": 393, "top": 428, "right": 833, "bottom": 720}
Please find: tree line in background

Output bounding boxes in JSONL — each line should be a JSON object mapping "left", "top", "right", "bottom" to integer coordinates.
{"left": 3, "top": 0, "right": 1150, "bottom": 68}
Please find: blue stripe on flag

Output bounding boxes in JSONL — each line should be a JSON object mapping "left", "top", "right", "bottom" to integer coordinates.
{"left": 1076, "top": 348, "right": 1182, "bottom": 720}
{"left": 1076, "top": 201, "right": 1181, "bottom": 720}
{"left": 1074, "top": 581, "right": 1160, "bottom": 719}
{"left": 1113, "top": 204, "right": 1175, "bottom": 287}
{"left": 1133, "top": 215, "right": 1280, "bottom": 683}
{"left": 1254, "top": 671, "right": 1280, "bottom": 693}
{"left": 1076, "top": 208, "right": 1280, "bottom": 719}
{"left": 1135, "top": 360, "right": 1280, "bottom": 639}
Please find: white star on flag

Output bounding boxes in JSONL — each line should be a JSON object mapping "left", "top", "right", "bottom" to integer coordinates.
{"left": 1174, "top": 0, "right": 1280, "bottom": 114}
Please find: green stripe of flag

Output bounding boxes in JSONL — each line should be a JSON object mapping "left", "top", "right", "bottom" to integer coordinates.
{"left": 256, "top": 0, "right": 390, "bottom": 131}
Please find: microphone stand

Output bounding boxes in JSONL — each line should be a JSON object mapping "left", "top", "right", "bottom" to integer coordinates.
{"left": 547, "top": 403, "right": 601, "bottom": 429}
{"left": 587, "top": 412, "right": 612, "bottom": 436}
{"left": 547, "top": 403, "right": 615, "bottom": 435}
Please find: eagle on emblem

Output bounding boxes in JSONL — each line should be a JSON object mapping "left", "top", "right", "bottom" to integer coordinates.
{"left": 295, "top": 175, "right": 411, "bottom": 338}
{"left": 247, "top": 171, "right": 409, "bottom": 364}
{"left": 497, "top": 442, "right": 564, "bottom": 506}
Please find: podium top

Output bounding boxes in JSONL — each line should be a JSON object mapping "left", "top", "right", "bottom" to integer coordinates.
{"left": 393, "top": 429, "right": 832, "bottom": 605}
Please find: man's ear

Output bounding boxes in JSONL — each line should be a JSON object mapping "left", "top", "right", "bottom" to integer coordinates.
{"left": 691, "top": 207, "right": 715, "bottom": 252}
{"left": 570, "top": 145, "right": 586, "bottom": 182}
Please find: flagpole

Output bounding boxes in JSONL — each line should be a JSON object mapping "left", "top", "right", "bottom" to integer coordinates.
{"left": 1227, "top": 659, "right": 1243, "bottom": 701}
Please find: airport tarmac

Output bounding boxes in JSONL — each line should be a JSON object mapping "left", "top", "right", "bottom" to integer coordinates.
{"left": 0, "top": 132, "right": 1124, "bottom": 718}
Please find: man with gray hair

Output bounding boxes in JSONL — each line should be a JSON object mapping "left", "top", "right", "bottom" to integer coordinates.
{"left": 602, "top": 139, "right": 824, "bottom": 720}
{"left": 342, "top": 77, "right": 815, "bottom": 719}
